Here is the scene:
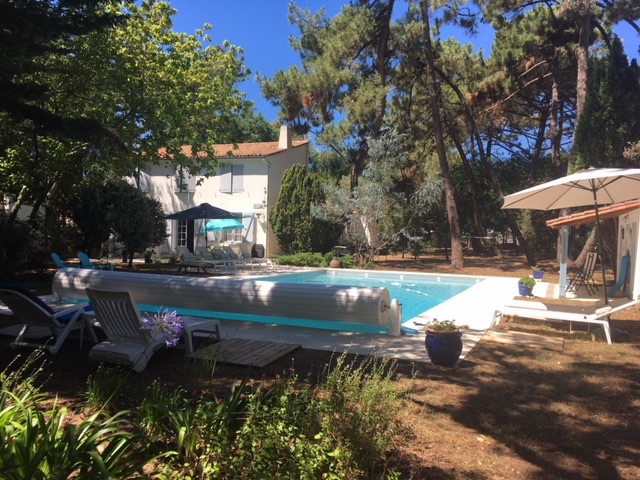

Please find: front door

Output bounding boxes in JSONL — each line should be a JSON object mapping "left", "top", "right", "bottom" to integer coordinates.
{"left": 187, "top": 220, "right": 195, "bottom": 253}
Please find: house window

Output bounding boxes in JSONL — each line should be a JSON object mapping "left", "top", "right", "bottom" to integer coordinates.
{"left": 177, "top": 220, "right": 188, "bottom": 247}
{"left": 175, "top": 166, "right": 196, "bottom": 193}
{"left": 219, "top": 164, "right": 244, "bottom": 193}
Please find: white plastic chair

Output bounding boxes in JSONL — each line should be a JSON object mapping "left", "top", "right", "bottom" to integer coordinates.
{"left": 86, "top": 288, "right": 165, "bottom": 372}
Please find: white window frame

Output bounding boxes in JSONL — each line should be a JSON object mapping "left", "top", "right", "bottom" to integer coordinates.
{"left": 177, "top": 220, "right": 188, "bottom": 247}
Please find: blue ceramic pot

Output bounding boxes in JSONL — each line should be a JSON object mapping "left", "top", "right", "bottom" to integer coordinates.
{"left": 518, "top": 284, "right": 533, "bottom": 296}
{"left": 425, "top": 329, "right": 463, "bottom": 367}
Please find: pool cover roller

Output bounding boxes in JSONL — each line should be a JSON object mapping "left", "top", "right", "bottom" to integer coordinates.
{"left": 52, "top": 269, "right": 400, "bottom": 332}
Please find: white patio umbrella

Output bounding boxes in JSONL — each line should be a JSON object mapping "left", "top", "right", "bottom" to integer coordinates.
{"left": 502, "top": 167, "right": 640, "bottom": 304}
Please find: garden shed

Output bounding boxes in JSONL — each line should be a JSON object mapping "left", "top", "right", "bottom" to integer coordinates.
{"left": 547, "top": 199, "right": 640, "bottom": 300}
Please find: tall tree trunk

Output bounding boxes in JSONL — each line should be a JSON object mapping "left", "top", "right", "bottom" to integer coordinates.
{"left": 420, "top": 0, "right": 463, "bottom": 269}
{"left": 574, "top": 0, "right": 591, "bottom": 133}
{"left": 452, "top": 135, "right": 501, "bottom": 256}
{"left": 528, "top": 102, "right": 550, "bottom": 183}
{"left": 567, "top": 0, "right": 594, "bottom": 266}
{"left": 549, "top": 55, "right": 570, "bottom": 264}
{"left": 433, "top": 65, "right": 534, "bottom": 264}
{"left": 371, "top": 0, "right": 395, "bottom": 139}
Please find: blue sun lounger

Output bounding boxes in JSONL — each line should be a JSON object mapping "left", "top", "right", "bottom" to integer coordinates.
{"left": 608, "top": 252, "right": 631, "bottom": 298}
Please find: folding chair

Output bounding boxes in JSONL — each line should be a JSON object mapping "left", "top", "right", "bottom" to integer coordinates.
{"left": 567, "top": 251, "right": 599, "bottom": 296}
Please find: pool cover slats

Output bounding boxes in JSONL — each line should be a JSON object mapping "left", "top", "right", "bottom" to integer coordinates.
{"left": 187, "top": 338, "right": 301, "bottom": 367}
{"left": 52, "top": 269, "right": 391, "bottom": 327}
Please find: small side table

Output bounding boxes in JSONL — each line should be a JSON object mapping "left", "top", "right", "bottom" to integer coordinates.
{"left": 181, "top": 317, "right": 221, "bottom": 354}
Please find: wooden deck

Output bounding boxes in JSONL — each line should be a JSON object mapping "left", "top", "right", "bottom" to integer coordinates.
{"left": 187, "top": 338, "right": 301, "bottom": 368}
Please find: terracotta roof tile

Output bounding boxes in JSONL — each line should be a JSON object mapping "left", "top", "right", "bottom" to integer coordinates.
{"left": 157, "top": 140, "right": 308, "bottom": 160}
{"left": 546, "top": 199, "right": 640, "bottom": 229}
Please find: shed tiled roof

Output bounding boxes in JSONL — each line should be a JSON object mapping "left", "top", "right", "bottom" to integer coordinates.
{"left": 158, "top": 140, "right": 308, "bottom": 160}
{"left": 546, "top": 199, "right": 640, "bottom": 229}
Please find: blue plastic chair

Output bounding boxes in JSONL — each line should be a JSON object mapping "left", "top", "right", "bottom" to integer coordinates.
{"left": 608, "top": 252, "right": 631, "bottom": 297}
{"left": 78, "top": 252, "right": 114, "bottom": 271}
{"left": 51, "top": 253, "right": 71, "bottom": 269}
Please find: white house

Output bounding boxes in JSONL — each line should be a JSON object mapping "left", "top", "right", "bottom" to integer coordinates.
{"left": 137, "top": 126, "right": 308, "bottom": 258}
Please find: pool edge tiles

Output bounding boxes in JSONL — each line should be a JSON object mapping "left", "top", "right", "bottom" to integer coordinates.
{"left": 408, "top": 276, "right": 518, "bottom": 331}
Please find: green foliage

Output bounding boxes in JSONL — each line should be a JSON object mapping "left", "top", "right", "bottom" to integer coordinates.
{"left": 68, "top": 176, "right": 166, "bottom": 265}
{"left": 271, "top": 164, "right": 342, "bottom": 254}
{"left": 0, "top": 0, "right": 261, "bottom": 275}
{"left": 0, "top": 0, "right": 122, "bottom": 144}
{"left": 274, "top": 251, "right": 354, "bottom": 268}
{"left": 0, "top": 212, "right": 34, "bottom": 277}
{"left": 0, "top": 354, "right": 158, "bottom": 479}
{"left": 517, "top": 209, "right": 558, "bottom": 255}
{"left": 1, "top": 348, "right": 405, "bottom": 479}
{"left": 274, "top": 252, "right": 327, "bottom": 267}
{"left": 0, "top": 393, "right": 154, "bottom": 479}
{"left": 141, "top": 354, "right": 403, "bottom": 478}
{"left": 313, "top": 354, "right": 405, "bottom": 477}
{"left": 424, "top": 319, "right": 465, "bottom": 332}
{"left": 574, "top": 37, "right": 640, "bottom": 169}
{"left": 85, "top": 365, "right": 130, "bottom": 412}
{"left": 518, "top": 276, "right": 536, "bottom": 288}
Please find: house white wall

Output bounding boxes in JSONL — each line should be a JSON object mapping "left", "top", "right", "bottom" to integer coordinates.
{"left": 137, "top": 126, "right": 308, "bottom": 258}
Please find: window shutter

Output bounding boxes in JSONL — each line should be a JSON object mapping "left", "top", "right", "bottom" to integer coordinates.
{"left": 219, "top": 165, "right": 232, "bottom": 193}
{"left": 232, "top": 164, "right": 244, "bottom": 192}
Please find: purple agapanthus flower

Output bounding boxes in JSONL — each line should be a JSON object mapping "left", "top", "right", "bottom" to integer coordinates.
{"left": 140, "top": 307, "right": 184, "bottom": 347}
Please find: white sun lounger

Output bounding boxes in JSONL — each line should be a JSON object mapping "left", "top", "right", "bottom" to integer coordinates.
{"left": 493, "top": 297, "right": 638, "bottom": 344}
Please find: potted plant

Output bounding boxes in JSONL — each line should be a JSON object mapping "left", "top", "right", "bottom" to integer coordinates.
{"left": 424, "top": 319, "right": 465, "bottom": 367}
{"left": 532, "top": 266, "right": 544, "bottom": 281}
{"left": 169, "top": 251, "right": 181, "bottom": 264}
{"left": 518, "top": 276, "right": 536, "bottom": 296}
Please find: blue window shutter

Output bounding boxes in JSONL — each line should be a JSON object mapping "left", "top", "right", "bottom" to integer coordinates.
{"left": 232, "top": 164, "right": 244, "bottom": 192}
{"left": 219, "top": 165, "right": 232, "bottom": 193}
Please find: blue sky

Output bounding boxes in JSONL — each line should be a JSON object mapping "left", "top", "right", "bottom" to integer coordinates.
{"left": 168, "top": 1, "right": 639, "bottom": 123}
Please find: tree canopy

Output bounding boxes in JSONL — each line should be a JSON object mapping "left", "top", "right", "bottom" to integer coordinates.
{"left": 262, "top": 0, "right": 640, "bottom": 267}
{"left": 0, "top": 0, "right": 273, "bottom": 273}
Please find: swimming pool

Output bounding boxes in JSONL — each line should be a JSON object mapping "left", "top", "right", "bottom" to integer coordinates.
{"left": 261, "top": 270, "right": 483, "bottom": 323}
{"left": 53, "top": 268, "right": 484, "bottom": 335}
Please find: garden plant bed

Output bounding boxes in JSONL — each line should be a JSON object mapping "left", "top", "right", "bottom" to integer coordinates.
{"left": 2, "top": 250, "right": 640, "bottom": 479}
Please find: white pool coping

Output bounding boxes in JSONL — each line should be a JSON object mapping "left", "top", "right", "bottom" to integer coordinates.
{"left": 216, "top": 272, "right": 522, "bottom": 364}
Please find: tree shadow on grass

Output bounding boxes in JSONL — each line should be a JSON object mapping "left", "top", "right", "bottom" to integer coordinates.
{"left": 424, "top": 342, "right": 640, "bottom": 479}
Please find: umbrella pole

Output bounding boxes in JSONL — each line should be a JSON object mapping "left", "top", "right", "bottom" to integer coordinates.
{"left": 592, "top": 188, "right": 609, "bottom": 305}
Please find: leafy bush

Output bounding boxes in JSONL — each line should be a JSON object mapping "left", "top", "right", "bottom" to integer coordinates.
{"left": 274, "top": 252, "right": 354, "bottom": 268}
{"left": 2, "top": 349, "right": 405, "bottom": 479}
{"left": 146, "top": 353, "right": 404, "bottom": 478}
{"left": 85, "top": 365, "right": 130, "bottom": 412}
{"left": 274, "top": 252, "right": 328, "bottom": 267}
{"left": 270, "top": 164, "right": 342, "bottom": 254}
{"left": 0, "top": 354, "right": 158, "bottom": 479}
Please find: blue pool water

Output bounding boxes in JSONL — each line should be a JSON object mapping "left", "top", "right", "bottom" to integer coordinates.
{"left": 127, "top": 271, "right": 482, "bottom": 334}
{"left": 263, "top": 270, "right": 481, "bottom": 323}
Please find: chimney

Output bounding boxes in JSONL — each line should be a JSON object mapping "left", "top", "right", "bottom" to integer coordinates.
{"left": 278, "top": 125, "right": 292, "bottom": 150}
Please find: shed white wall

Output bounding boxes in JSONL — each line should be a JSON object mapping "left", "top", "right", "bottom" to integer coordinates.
{"left": 616, "top": 209, "right": 640, "bottom": 299}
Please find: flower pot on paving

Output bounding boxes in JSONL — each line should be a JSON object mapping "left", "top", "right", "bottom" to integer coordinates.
{"left": 425, "top": 328, "right": 463, "bottom": 367}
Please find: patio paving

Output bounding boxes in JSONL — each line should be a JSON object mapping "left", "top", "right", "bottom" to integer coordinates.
{"left": 213, "top": 275, "right": 520, "bottom": 364}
